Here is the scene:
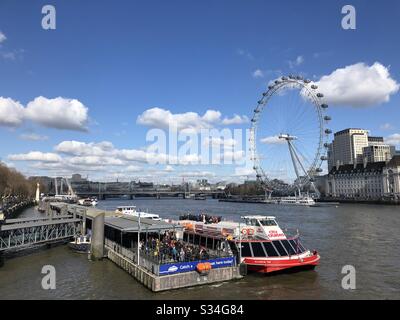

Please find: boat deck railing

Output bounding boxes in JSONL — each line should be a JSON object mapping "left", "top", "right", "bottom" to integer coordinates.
{"left": 104, "top": 237, "right": 234, "bottom": 276}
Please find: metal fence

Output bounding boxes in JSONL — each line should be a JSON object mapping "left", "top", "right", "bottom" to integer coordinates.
{"left": 104, "top": 237, "right": 234, "bottom": 276}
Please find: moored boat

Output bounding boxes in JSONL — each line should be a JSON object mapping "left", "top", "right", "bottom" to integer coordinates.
{"left": 115, "top": 205, "right": 161, "bottom": 220}
{"left": 78, "top": 197, "right": 98, "bottom": 207}
{"left": 279, "top": 195, "right": 316, "bottom": 206}
{"left": 174, "top": 215, "right": 319, "bottom": 274}
{"left": 68, "top": 235, "right": 91, "bottom": 253}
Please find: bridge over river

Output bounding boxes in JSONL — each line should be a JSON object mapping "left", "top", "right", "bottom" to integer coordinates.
{"left": 71, "top": 190, "right": 225, "bottom": 200}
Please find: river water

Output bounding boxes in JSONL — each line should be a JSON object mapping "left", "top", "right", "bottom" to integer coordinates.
{"left": 0, "top": 199, "right": 399, "bottom": 299}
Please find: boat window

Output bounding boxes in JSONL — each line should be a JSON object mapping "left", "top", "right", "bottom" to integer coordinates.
{"left": 262, "top": 242, "right": 279, "bottom": 257}
{"left": 246, "top": 219, "right": 258, "bottom": 226}
{"left": 298, "top": 241, "right": 306, "bottom": 252}
{"left": 259, "top": 219, "right": 277, "bottom": 226}
{"left": 289, "top": 239, "right": 304, "bottom": 253}
{"left": 194, "top": 234, "right": 200, "bottom": 245}
{"left": 240, "top": 242, "right": 252, "bottom": 257}
{"left": 272, "top": 240, "right": 288, "bottom": 256}
{"left": 200, "top": 236, "right": 207, "bottom": 247}
{"left": 250, "top": 242, "right": 266, "bottom": 257}
{"left": 281, "top": 240, "right": 296, "bottom": 255}
{"left": 206, "top": 237, "right": 214, "bottom": 249}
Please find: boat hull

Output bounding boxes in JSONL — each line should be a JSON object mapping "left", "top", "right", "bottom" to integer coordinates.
{"left": 68, "top": 242, "right": 90, "bottom": 253}
{"left": 244, "top": 253, "right": 320, "bottom": 274}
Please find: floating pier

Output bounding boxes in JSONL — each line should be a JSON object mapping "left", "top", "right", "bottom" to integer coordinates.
{"left": 47, "top": 203, "right": 243, "bottom": 291}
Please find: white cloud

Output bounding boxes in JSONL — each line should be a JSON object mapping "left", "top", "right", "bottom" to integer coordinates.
{"left": 25, "top": 96, "right": 89, "bottom": 131}
{"left": 68, "top": 156, "right": 125, "bottom": 166}
{"left": 0, "top": 97, "right": 25, "bottom": 126}
{"left": 221, "top": 114, "right": 249, "bottom": 125}
{"left": 203, "top": 137, "right": 237, "bottom": 148}
{"left": 137, "top": 107, "right": 221, "bottom": 131}
{"left": 0, "top": 31, "right": 6, "bottom": 43}
{"left": 126, "top": 165, "right": 142, "bottom": 172}
{"left": 164, "top": 165, "right": 174, "bottom": 172}
{"left": 380, "top": 123, "right": 394, "bottom": 131}
{"left": 55, "top": 140, "right": 114, "bottom": 156}
{"left": 316, "top": 62, "right": 399, "bottom": 107}
{"left": 234, "top": 166, "right": 255, "bottom": 176}
{"left": 385, "top": 133, "right": 400, "bottom": 146}
{"left": 236, "top": 49, "right": 254, "bottom": 60}
{"left": 179, "top": 171, "right": 216, "bottom": 178}
{"left": 289, "top": 55, "right": 304, "bottom": 68}
{"left": 221, "top": 150, "right": 245, "bottom": 162}
{"left": 8, "top": 151, "right": 62, "bottom": 162}
{"left": 19, "top": 133, "right": 49, "bottom": 141}
{"left": 260, "top": 135, "right": 286, "bottom": 145}
{"left": 0, "top": 96, "right": 89, "bottom": 131}
{"left": 252, "top": 69, "right": 264, "bottom": 78}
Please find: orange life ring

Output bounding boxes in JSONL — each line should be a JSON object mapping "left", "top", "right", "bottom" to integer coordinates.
{"left": 197, "top": 262, "right": 212, "bottom": 273}
{"left": 241, "top": 228, "right": 254, "bottom": 236}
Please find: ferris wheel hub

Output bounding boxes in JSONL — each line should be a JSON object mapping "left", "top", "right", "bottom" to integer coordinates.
{"left": 278, "top": 134, "right": 298, "bottom": 141}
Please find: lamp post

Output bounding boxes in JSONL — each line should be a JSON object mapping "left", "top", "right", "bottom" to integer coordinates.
{"left": 238, "top": 220, "right": 242, "bottom": 265}
{"left": 137, "top": 211, "right": 141, "bottom": 266}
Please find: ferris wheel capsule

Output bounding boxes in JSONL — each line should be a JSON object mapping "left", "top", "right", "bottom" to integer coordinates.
{"left": 311, "top": 84, "right": 318, "bottom": 89}
{"left": 317, "top": 93, "right": 324, "bottom": 98}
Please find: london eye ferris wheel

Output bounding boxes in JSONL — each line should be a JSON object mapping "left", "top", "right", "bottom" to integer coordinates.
{"left": 249, "top": 75, "right": 332, "bottom": 197}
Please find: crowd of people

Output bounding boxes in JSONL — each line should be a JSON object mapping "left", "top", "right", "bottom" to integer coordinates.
{"left": 139, "top": 231, "right": 211, "bottom": 264}
{"left": 179, "top": 213, "right": 222, "bottom": 224}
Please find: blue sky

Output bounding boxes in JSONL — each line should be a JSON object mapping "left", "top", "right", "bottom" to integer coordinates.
{"left": 0, "top": 0, "right": 399, "bottom": 183}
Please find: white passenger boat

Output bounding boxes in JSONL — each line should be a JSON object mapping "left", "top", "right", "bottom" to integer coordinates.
{"left": 175, "top": 215, "right": 320, "bottom": 274}
{"left": 115, "top": 205, "right": 161, "bottom": 220}
{"left": 278, "top": 196, "right": 316, "bottom": 206}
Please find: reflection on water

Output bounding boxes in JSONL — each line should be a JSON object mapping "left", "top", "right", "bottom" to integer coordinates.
{"left": 0, "top": 199, "right": 399, "bottom": 299}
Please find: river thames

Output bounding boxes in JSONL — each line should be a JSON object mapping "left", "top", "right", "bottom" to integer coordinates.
{"left": 0, "top": 199, "right": 399, "bottom": 299}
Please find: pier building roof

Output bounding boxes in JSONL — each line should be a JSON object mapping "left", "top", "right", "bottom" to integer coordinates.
{"left": 104, "top": 215, "right": 183, "bottom": 233}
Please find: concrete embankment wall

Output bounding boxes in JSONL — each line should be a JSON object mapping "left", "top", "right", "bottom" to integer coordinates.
{"left": 1, "top": 200, "right": 34, "bottom": 219}
{"left": 106, "top": 247, "right": 242, "bottom": 292}
{"left": 320, "top": 197, "right": 400, "bottom": 205}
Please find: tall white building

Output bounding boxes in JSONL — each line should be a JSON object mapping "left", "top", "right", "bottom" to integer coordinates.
{"left": 329, "top": 128, "right": 369, "bottom": 171}
{"left": 328, "top": 129, "right": 396, "bottom": 171}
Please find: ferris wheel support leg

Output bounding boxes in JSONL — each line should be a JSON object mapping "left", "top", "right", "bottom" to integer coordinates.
{"left": 287, "top": 141, "right": 300, "bottom": 180}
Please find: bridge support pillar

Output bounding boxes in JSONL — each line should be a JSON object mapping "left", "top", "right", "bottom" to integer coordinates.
{"left": 90, "top": 212, "right": 105, "bottom": 260}
{"left": 81, "top": 209, "right": 87, "bottom": 235}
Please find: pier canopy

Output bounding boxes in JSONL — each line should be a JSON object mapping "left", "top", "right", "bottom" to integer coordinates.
{"left": 105, "top": 215, "right": 182, "bottom": 233}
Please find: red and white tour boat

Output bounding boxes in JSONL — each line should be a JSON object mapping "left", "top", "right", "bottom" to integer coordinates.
{"left": 175, "top": 215, "right": 320, "bottom": 274}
